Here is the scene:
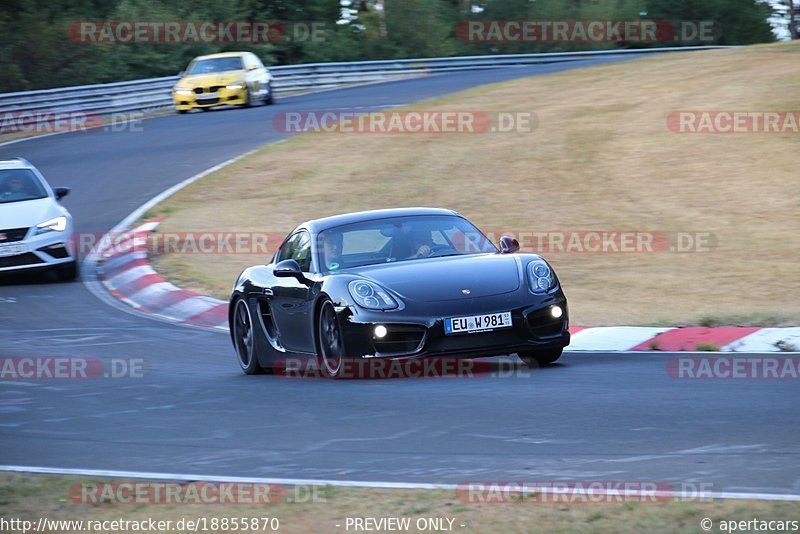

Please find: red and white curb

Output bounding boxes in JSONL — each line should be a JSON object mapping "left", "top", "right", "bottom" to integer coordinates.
{"left": 92, "top": 219, "right": 800, "bottom": 351}
{"left": 94, "top": 218, "right": 228, "bottom": 330}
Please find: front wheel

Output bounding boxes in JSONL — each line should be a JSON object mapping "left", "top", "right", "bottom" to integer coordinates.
{"left": 317, "top": 300, "right": 350, "bottom": 378}
{"left": 55, "top": 261, "right": 78, "bottom": 281}
{"left": 233, "top": 298, "right": 265, "bottom": 374}
{"left": 519, "top": 348, "right": 562, "bottom": 368}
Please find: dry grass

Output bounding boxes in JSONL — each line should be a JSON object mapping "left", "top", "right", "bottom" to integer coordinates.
{"left": 149, "top": 42, "right": 800, "bottom": 326}
{"left": 2, "top": 474, "right": 799, "bottom": 533}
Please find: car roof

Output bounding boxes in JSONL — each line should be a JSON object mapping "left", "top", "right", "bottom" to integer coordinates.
{"left": 0, "top": 158, "right": 33, "bottom": 171}
{"left": 300, "top": 207, "right": 462, "bottom": 234}
{"left": 193, "top": 52, "right": 248, "bottom": 60}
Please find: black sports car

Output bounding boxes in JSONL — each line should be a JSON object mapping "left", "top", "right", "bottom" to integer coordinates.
{"left": 229, "top": 208, "right": 570, "bottom": 378}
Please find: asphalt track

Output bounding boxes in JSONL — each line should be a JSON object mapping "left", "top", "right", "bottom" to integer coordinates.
{"left": 1, "top": 57, "right": 798, "bottom": 495}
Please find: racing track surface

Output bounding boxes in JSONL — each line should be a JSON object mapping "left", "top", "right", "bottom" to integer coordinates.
{"left": 1, "top": 57, "right": 798, "bottom": 495}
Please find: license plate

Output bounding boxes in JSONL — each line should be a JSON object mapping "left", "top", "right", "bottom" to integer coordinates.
{"left": 445, "top": 311, "right": 512, "bottom": 335}
{"left": 196, "top": 93, "right": 216, "bottom": 100}
{"left": 0, "top": 243, "right": 27, "bottom": 257}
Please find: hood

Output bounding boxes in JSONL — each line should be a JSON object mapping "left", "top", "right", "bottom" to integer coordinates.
{"left": 356, "top": 254, "right": 520, "bottom": 302}
{"left": 0, "top": 197, "right": 63, "bottom": 230}
{"left": 177, "top": 71, "right": 245, "bottom": 88}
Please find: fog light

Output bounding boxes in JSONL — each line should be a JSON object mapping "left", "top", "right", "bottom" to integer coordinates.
{"left": 551, "top": 305, "right": 563, "bottom": 319}
{"left": 374, "top": 325, "right": 388, "bottom": 338}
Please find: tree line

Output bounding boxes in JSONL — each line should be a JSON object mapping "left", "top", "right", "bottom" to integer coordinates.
{"left": 0, "top": 0, "right": 778, "bottom": 92}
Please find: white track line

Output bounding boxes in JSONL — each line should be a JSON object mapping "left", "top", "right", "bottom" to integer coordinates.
{"left": 1, "top": 465, "right": 799, "bottom": 501}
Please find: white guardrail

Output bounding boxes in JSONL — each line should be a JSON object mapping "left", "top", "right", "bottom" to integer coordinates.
{"left": 0, "top": 46, "right": 733, "bottom": 129}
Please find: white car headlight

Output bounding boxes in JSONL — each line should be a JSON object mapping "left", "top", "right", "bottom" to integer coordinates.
{"left": 348, "top": 280, "right": 398, "bottom": 310}
{"left": 174, "top": 87, "right": 193, "bottom": 95}
{"left": 226, "top": 81, "right": 246, "bottom": 90}
{"left": 34, "top": 216, "right": 67, "bottom": 235}
{"left": 527, "top": 260, "right": 556, "bottom": 294}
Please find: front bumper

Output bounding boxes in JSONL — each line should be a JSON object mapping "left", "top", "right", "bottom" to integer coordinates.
{"left": 337, "top": 291, "right": 570, "bottom": 360}
{"left": 173, "top": 86, "right": 248, "bottom": 111}
{"left": 0, "top": 227, "right": 75, "bottom": 273}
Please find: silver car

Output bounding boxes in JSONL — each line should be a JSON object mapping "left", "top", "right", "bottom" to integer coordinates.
{"left": 0, "top": 158, "right": 77, "bottom": 280}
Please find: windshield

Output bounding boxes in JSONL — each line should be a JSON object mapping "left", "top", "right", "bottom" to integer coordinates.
{"left": 317, "top": 215, "right": 497, "bottom": 273}
{"left": 0, "top": 169, "right": 48, "bottom": 204}
{"left": 186, "top": 57, "right": 244, "bottom": 75}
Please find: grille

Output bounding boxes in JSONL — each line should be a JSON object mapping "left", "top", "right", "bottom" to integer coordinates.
{"left": 526, "top": 307, "right": 565, "bottom": 338}
{"left": 372, "top": 325, "right": 426, "bottom": 355}
{"left": 193, "top": 87, "right": 204, "bottom": 94}
{"left": 37, "top": 243, "right": 69, "bottom": 259}
{"left": 0, "top": 252, "right": 44, "bottom": 268}
{"left": 0, "top": 227, "right": 29, "bottom": 243}
{"left": 196, "top": 98, "right": 220, "bottom": 105}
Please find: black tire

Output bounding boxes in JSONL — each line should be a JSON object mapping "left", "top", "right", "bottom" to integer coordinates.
{"left": 177, "top": 109, "right": 188, "bottom": 114}
{"left": 519, "top": 348, "right": 563, "bottom": 368}
{"left": 56, "top": 261, "right": 78, "bottom": 281}
{"left": 200, "top": 107, "right": 211, "bottom": 112}
{"left": 232, "top": 298, "right": 265, "bottom": 375}
{"left": 242, "top": 88, "right": 252, "bottom": 108}
{"left": 316, "top": 300, "right": 350, "bottom": 378}
{"left": 264, "top": 83, "right": 274, "bottom": 105}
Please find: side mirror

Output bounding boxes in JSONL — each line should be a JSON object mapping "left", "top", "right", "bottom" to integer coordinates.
{"left": 274, "top": 259, "right": 306, "bottom": 281}
{"left": 248, "top": 64, "right": 258, "bottom": 71}
{"left": 498, "top": 235, "right": 520, "bottom": 254}
{"left": 53, "top": 187, "right": 70, "bottom": 201}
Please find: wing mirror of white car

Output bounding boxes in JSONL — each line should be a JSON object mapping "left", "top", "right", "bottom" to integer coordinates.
{"left": 53, "top": 187, "right": 71, "bottom": 201}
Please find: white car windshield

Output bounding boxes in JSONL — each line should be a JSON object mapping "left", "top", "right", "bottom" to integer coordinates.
{"left": 0, "top": 169, "right": 48, "bottom": 204}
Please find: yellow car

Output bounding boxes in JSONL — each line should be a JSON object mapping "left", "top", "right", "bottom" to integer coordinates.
{"left": 172, "top": 52, "right": 273, "bottom": 113}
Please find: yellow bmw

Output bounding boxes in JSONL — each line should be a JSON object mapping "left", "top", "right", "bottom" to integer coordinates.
{"left": 172, "top": 52, "right": 273, "bottom": 113}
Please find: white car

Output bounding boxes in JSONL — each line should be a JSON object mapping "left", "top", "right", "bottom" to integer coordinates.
{"left": 0, "top": 158, "right": 77, "bottom": 280}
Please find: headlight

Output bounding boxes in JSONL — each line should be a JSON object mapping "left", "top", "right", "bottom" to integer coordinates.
{"left": 527, "top": 260, "right": 556, "bottom": 294}
{"left": 174, "top": 87, "right": 192, "bottom": 95}
{"left": 34, "top": 216, "right": 67, "bottom": 235}
{"left": 226, "top": 81, "right": 246, "bottom": 90}
{"left": 348, "top": 280, "right": 398, "bottom": 310}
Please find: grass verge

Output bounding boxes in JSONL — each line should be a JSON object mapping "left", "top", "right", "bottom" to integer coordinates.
{"left": 148, "top": 42, "right": 800, "bottom": 326}
{"left": 2, "top": 474, "right": 799, "bottom": 533}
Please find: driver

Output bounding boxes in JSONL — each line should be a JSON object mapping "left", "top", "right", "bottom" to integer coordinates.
{"left": 406, "top": 230, "right": 433, "bottom": 259}
{"left": 1, "top": 177, "right": 28, "bottom": 201}
{"left": 321, "top": 231, "right": 343, "bottom": 271}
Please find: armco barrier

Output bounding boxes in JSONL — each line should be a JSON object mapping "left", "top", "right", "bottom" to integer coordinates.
{"left": 0, "top": 47, "right": 734, "bottom": 131}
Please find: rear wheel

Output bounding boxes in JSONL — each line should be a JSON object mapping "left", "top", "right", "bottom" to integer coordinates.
{"left": 519, "top": 348, "right": 562, "bottom": 368}
{"left": 233, "top": 298, "right": 265, "bottom": 375}
{"left": 317, "top": 300, "right": 349, "bottom": 378}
